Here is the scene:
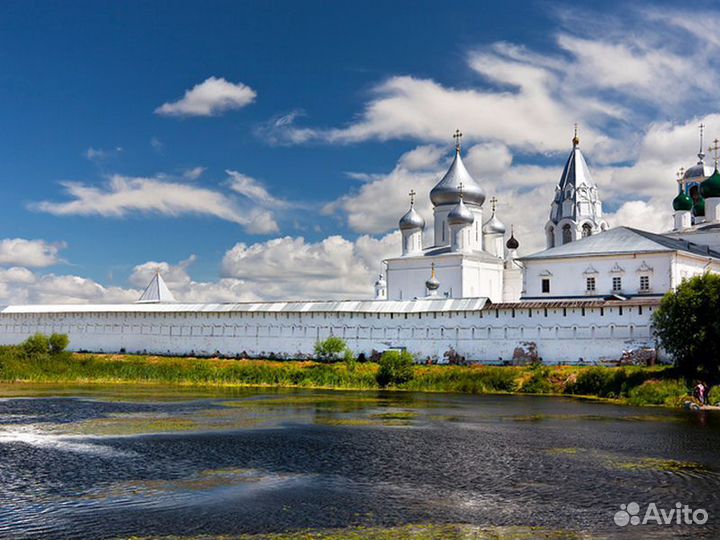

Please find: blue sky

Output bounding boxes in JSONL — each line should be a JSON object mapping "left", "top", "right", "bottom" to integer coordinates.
{"left": 0, "top": 0, "right": 719, "bottom": 303}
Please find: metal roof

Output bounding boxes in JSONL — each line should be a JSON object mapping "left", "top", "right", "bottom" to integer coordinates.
{"left": 520, "top": 226, "right": 720, "bottom": 261}
{"left": 136, "top": 273, "right": 176, "bottom": 304}
{"left": 0, "top": 297, "right": 489, "bottom": 315}
{"left": 491, "top": 298, "right": 661, "bottom": 310}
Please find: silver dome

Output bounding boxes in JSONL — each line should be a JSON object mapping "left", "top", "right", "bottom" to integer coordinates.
{"left": 425, "top": 263, "right": 440, "bottom": 291}
{"left": 684, "top": 159, "right": 713, "bottom": 181}
{"left": 398, "top": 206, "right": 425, "bottom": 231}
{"left": 430, "top": 148, "right": 486, "bottom": 207}
{"left": 447, "top": 198, "right": 474, "bottom": 226}
{"left": 482, "top": 212, "right": 506, "bottom": 235}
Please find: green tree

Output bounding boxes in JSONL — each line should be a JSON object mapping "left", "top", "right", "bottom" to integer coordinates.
{"left": 314, "top": 336, "right": 351, "bottom": 362}
{"left": 49, "top": 333, "right": 70, "bottom": 355}
{"left": 376, "top": 350, "right": 415, "bottom": 388}
{"left": 653, "top": 273, "right": 720, "bottom": 383}
{"left": 21, "top": 333, "right": 49, "bottom": 357}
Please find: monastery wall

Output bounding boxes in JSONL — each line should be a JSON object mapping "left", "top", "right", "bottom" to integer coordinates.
{"left": 0, "top": 299, "right": 660, "bottom": 364}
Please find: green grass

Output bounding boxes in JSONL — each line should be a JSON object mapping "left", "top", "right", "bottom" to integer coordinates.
{"left": 0, "top": 345, "right": 691, "bottom": 407}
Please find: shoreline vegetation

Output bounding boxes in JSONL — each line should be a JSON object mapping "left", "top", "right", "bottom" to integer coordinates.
{"left": 0, "top": 336, "right": 711, "bottom": 408}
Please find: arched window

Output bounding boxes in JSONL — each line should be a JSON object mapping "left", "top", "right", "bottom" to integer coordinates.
{"left": 547, "top": 227, "right": 555, "bottom": 248}
{"left": 562, "top": 224, "right": 572, "bottom": 245}
{"left": 582, "top": 223, "right": 592, "bottom": 238}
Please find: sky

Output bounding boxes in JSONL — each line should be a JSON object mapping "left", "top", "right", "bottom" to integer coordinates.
{"left": 0, "top": 0, "right": 719, "bottom": 304}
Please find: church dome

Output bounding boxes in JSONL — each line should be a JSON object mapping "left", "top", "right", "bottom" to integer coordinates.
{"left": 430, "top": 147, "right": 485, "bottom": 207}
{"left": 683, "top": 160, "right": 713, "bottom": 182}
{"left": 425, "top": 264, "right": 440, "bottom": 292}
{"left": 482, "top": 212, "right": 506, "bottom": 235}
{"left": 399, "top": 206, "right": 425, "bottom": 231}
{"left": 701, "top": 168, "right": 720, "bottom": 199}
{"left": 506, "top": 233, "right": 519, "bottom": 250}
{"left": 673, "top": 189, "right": 693, "bottom": 211}
{"left": 447, "top": 198, "right": 474, "bottom": 226}
{"left": 693, "top": 196, "right": 706, "bottom": 217}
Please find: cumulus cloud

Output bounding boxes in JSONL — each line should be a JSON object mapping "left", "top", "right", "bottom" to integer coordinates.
{"left": 30, "top": 173, "right": 281, "bottom": 235}
{"left": 0, "top": 239, "right": 65, "bottom": 268}
{"left": 155, "top": 77, "right": 257, "bottom": 117}
{"left": 221, "top": 233, "right": 398, "bottom": 300}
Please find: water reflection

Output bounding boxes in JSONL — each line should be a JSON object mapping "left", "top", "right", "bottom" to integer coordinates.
{"left": 0, "top": 385, "right": 718, "bottom": 539}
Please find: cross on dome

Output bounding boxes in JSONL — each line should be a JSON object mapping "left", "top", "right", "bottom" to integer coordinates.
{"left": 572, "top": 123, "right": 579, "bottom": 147}
{"left": 408, "top": 189, "right": 416, "bottom": 206}
{"left": 708, "top": 138, "right": 720, "bottom": 168}
{"left": 453, "top": 129, "right": 463, "bottom": 151}
{"left": 489, "top": 196, "right": 498, "bottom": 213}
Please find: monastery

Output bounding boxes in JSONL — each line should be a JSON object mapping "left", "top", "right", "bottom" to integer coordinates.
{"left": 1, "top": 128, "right": 719, "bottom": 363}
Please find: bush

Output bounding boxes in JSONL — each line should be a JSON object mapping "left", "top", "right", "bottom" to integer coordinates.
{"left": 708, "top": 386, "right": 720, "bottom": 406}
{"left": 22, "top": 333, "right": 50, "bottom": 357}
{"left": 628, "top": 379, "right": 688, "bottom": 406}
{"left": 376, "top": 350, "right": 415, "bottom": 388}
{"left": 314, "top": 337, "right": 350, "bottom": 362}
{"left": 520, "top": 367, "right": 553, "bottom": 394}
{"left": 49, "top": 333, "right": 70, "bottom": 355}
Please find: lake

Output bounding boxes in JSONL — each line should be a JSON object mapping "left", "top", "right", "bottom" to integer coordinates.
{"left": 0, "top": 384, "right": 718, "bottom": 539}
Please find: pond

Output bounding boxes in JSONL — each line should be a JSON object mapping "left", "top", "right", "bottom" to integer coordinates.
{"left": 0, "top": 383, "right": 718, "bottom": 539}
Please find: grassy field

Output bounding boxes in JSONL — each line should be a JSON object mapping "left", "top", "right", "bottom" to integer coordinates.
{"left": 0, "top": 345, "right": 694, "bottom": 407}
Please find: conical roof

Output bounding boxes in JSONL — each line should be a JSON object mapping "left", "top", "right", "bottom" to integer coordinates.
{"left": 136, "top": 272, "right": 177, "bottom": 303}
{"left": 549, "top": 137, "right": 601, "bottom": 224}
{"left": 430, "top": 147, "right": 485, "bottom": 207}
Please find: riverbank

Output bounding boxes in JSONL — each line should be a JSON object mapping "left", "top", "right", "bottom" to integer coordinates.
{"left": 0, "top": 348, "right": 700, "bottom": 407}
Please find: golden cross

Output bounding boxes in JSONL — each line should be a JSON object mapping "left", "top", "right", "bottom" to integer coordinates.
{"left": 709, "top": 138, "right": 720, "bottom": 166}
{"left": 677, "top": 167, "right": 685, "bottom": 187}
{"left": 489, "top": 196, "right": 498, "bottom": 213}
{"left": 408, "top": 189, "right": 416, "bottom": 206}
{"left": 572, "top": 123, "right": 580, "bottom": 146}
{"left": 453, "top": 129, "right": 463, "bottom": 148}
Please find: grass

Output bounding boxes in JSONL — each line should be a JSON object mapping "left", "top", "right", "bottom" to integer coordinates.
{"left": 119, "top": 523, "right": 589, "bottom": 540}
{"left": 0, "top": 344, "right": 693, "bottom": 407}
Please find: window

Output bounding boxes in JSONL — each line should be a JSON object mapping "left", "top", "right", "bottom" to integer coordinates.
{"left": 547, "top": 227, "right": 555, "bottom": 248}
{"left": 582, "top": 223, "right": 592, "bottom": 238}
{"left": 612, "top": 276, "right": 622, "bottom": 292}
{"left": 640, "top": 275, "right": 650, "bottom": 291}
{"left": 562, "top": 224, "right": 572, "bottom": 244}
{"left": 541, "top": 278, "right": 550, "bottom": 293}
{"left": 586, "top": 277, "right": 596, "bottom": 292}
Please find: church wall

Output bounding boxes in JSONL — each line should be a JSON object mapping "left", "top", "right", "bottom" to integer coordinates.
{"left": 523, "top": 253, "right": 671, "bottom": 299}
{"left": 0, "top": 301, "right": 659, "bottom": 364}
{"left": 461, "top": 259, "right": 503, "bottom": 301}
{"left": 386, "top": 254, "right": 464, "bottom": 300}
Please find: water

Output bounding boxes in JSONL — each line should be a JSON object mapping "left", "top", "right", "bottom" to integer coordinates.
{"left": 0, "top": 384, "right": 718, "bottom": 539}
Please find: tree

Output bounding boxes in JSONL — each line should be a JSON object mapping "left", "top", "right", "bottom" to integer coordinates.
{"left": 314, "top": 336, "right": 351, "bottom": 362}
{"left": 49, "top": 333, "right": 70, "bottom": 355}
{"left": 21, "top": 333, "right": 49, "bottom": 357}
{"left": 653, "top": 273, "right": 720, "bottom": 383}
{"left": 376, "top": 350, "right": 415, "bottom": 388}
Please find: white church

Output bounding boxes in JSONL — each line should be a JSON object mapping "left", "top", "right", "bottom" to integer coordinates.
{"left": 1, "top": 128, "right": 719, "bottom": 363}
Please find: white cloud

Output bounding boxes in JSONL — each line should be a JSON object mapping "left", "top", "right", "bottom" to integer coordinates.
{"left": 263, "top": 9, "right": 720, "bottom": 160}
{"left": 221, "top": 233, "right": 398, "bottom": 300}
{"left": 30, "top": 173, "right": 280, "bottom": 235}
{"left": 226, "top": 170, "right": 287, "bottom": 207}
{"left": 155, "top": 77, "right": 257, "bottom": 117}
{"left": 85, "top": 146, "right": 123, "bottom": 162}
{"left": 0, "top": 239, "right": 65, "bottom": 268}
{"left": 182, "top": 166, "right": 206, "bottom": 180}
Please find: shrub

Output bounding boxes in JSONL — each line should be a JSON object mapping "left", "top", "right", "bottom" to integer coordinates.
{"left": 49, "top": 333, "right": 70, "bottom": 355}
{"left": 314, "top": 337, "right": 350, "bottom": 362}
{"left": 708, "top": 386, "right": 720, "bottom": 406}
{"left": 376, "top": 350, "right": 415, "bottom": 388}
{"left": 628, "top": 379, "right": 688, "bottom": 406}
{"left": 520, "top": 367, "right": 553, "bottom": 394}
{"left": 21, "top": 333, "right": 49, "bottom": 357}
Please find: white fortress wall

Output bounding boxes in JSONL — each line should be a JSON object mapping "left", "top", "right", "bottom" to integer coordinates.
{"left": 0, "top": 298, "right": 660, "bottom": 364}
